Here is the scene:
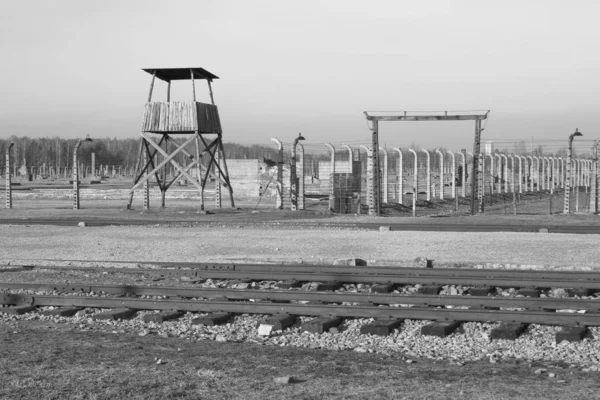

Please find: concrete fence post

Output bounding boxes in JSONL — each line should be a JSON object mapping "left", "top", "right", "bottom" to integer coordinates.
{"left": 393, "top": 147, "right": 403, "bottom": 204}
{"left": 408, "top": 148, "right": 418, "bottom": 217}
{"left": 422, "top": 149, "right": 431, "bottom": 201}
{"left": 5, "top": 143, "right": 14, "bottom": 209}
{"left": 325, "top": 143, "right": 335, "bottom": 211}
{"left": 449, "top": 151, "right": 456, "bottom": 199}
{"left": 271, "top": 138, "right": 283, "bottom": 210}
{"left": 380, "top": 147, "right": 388, "bottom": 204}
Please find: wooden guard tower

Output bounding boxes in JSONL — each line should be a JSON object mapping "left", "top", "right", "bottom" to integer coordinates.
{"left": 128, "top": 67, "right": 234, "bottom": 210}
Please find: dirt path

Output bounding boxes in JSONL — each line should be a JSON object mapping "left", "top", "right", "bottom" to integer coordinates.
{"left": 1, "top": 225, "right": 598, "bottom": 268}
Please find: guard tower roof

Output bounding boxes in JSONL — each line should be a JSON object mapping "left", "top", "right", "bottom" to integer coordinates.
{"left": 142, "top": 67, "right": 219, "bottom": 82}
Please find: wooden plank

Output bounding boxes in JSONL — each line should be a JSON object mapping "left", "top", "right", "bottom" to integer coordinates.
{"left": 366, "top": 115, "right": 488, "bottom": 121}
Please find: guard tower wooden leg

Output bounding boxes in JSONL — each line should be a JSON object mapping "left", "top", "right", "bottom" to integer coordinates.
{"left": 215, "top": 143, "right": 221, "bottom": 209}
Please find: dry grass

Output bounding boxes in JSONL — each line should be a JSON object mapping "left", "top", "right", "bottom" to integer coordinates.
{"left": 1, "top": 321, "right": 599, "bottom": 400}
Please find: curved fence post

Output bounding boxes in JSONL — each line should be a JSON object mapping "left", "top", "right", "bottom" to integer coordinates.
{"left": 435, "top": 149, "right": 444, "bottom": 200}
{"left": 422, "top": 149, "right": 431, "bottom": 201}
{"left": 393, "top": 147, "right": 403, "bottom": 205}
{"left": 380, "top": 147, "right": 388, "bottom": 204}
{"left": 408, "top": 149, "right": 418, "bottom": 216}
{"left": 325, "top": 143, "right": 335, "bottom": 211}
{"left": 271, "top": 138, "right": 283, "bottom": 210}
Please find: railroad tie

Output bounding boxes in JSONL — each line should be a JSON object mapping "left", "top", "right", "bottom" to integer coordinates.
{"left": 555, "top": 326, "right": 589, "bottom": 343}
{"left": 0, "top": 305, "right": 36, "bottom": 315}
{"left": 421, "top": 321, "right": 460, "bottom": 338}
{"left": 360, "top": 319, "right": 404, "bottom": 336}
{"left": 517, "top": 288, "right": 540, "bottom": 298}
{"left": 263, "top": 314, "right": 296, "bottom": 331}
{"left": 490, "top": 323, "right": 528, "bottom": 340}
{"left": 418, "top": 285, "right": 442, "bottom": 295}
{"left": 570, "top": 288, "right": 594, "bottom": 297}
{"left": 40, "top": 307, "right": 81, "bottom": 317}
{"left": 317, "top": 282, "right": 341, "bottom": 291}
{"left": 92, "top": 308, "right": 137, "bottom": 321}
{"left": 192, "top": 312, "right": 232, "bottom": 326}
{"left": 468, "top": 287, "right": 494, "bottom": 296}
{"left": 371, "top": 284, "right": 395, "bottom": 294}
{"left": 277, "top": 280, "right": 301, "bottom": 289}
{"left": 143, "top": 310, "right": 183, "bottom": 323}
{"left": 302, "top": 316, "right": 343, "bottom": 334}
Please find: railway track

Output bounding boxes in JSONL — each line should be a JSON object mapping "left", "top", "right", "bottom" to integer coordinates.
{"left": 1, "top": 262, "right": 600, "bottom": 342}
{"left": 7, "top": 261, "right": 600, "bottom": 290}
{"left": 1, "top": 218, "right": 600, "bottom": 234}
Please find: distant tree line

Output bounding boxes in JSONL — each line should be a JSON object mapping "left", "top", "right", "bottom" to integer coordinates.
{"left": 0, "top": 136, "right": 581, "bottom": 178}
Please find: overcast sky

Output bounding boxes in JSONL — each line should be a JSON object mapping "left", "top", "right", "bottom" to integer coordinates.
{"left": 1, "top": 0, "right": 598, "bottom": 153}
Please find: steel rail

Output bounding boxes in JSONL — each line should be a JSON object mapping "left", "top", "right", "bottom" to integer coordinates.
{"left": 0, "top": 218, "right": 600, "bottom": 234}
{"left": 4, "top": 265, "right": 600, "bottom": 289}
{"left": 2, "top": 294, "right": 599, "bottom": 326}
{"left": 6, "top": 262, "right": 600, "bottom": 282}
{"left": 1, "top": 283, "right": 599, "bottom": 311}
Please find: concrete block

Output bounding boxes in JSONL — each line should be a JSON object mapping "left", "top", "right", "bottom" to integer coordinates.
{"left": 273, "top": 376, "right": 293, "bottom": 384}
{"left": 371, "top": 284, "right": 395, "bottom": 294}
{"left": 417, "top": 285, "right": 442, "bottom": 295}
{"left": 192, "top": 312, "right": 232, "bottom": 326}
{"left": 490, "top": 323, "right": 528, "bottom": 340}
{"left": 302, "top": 316, "right": 343, "bottom": 334}
{"left": 263, "top": 314, "right": 296, "bottom": 331}
{"left": 317, "top": 282, "right": 341, "bottom": 291}
{"left": 421, "top": 321, "right": 459, "bottom": 337}
{"left": 333, "top": 258, "right": 367, "bottom": 266}
{"left": 556, "top": 326, "right": 589, "bottom": 343}
{"left": 278, "top": 280, "right": 301, "bottom": 289}
{"left": 469, "top": 287, "right": 494, "bottom": 296}
{"left": 92, "top": 308, "right": 137, "bottom": 321}
{"left": 517, "top": 288, "right": 540, "bottom": 298}
{"left": 0, "top": 305, "right": 36, "bottom": 315}
{"left": 143, "top": 311, "right": 183, "bottom": 323}
{"left": 40, "top": 307, "right": 81, "bottom": 317}
{"left": 360, "top": 319, "right": 403, "bottom": 336}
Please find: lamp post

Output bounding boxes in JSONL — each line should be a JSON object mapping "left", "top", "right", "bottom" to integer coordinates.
{"left": 290, "top": 133, "right": 305, "bottom": 211}
{"left": 563, "top": 129, "right": 582, "bottom": 214}
{"left": 73, "top": 135, "right": 93, "bottom": 210}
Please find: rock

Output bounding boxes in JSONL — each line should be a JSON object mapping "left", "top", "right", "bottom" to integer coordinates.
{"left": 406, "top": 359, "right": 414, "bottom": 364}
{"left": 156, "top": 358, "right": 164, "bottom": 365}
{"left": 215, "top": 335, "right": 227, "bottom": 342}
{"left": 354, "top": 347, "right": 367, "bottom": 353}
{"left": 414, "top": 257, "right": 433, "bottom": 268}
{"left": 273, "top": 376, "right": 293, "bottom": 384}
{"left": 78, "top": 222, "right": 87, "bottom": 227}
{"left": 548, "top": 373, "right": 556, "bottom": 378}
{"left": 534, "top": 368, "right": 547, "bottom": 374}
{"left": 379, "top": 226, "right": 391, "bottom": 232}
{"left": 258, "top": 324, "right": 273, "bottom": 336}
{"left": 333, "top": 258, "right": 367, "bottom": 266}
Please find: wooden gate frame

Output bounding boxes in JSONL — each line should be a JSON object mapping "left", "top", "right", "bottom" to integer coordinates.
{"left": 363, "top": 110, "right": 489, "bottom": 216}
